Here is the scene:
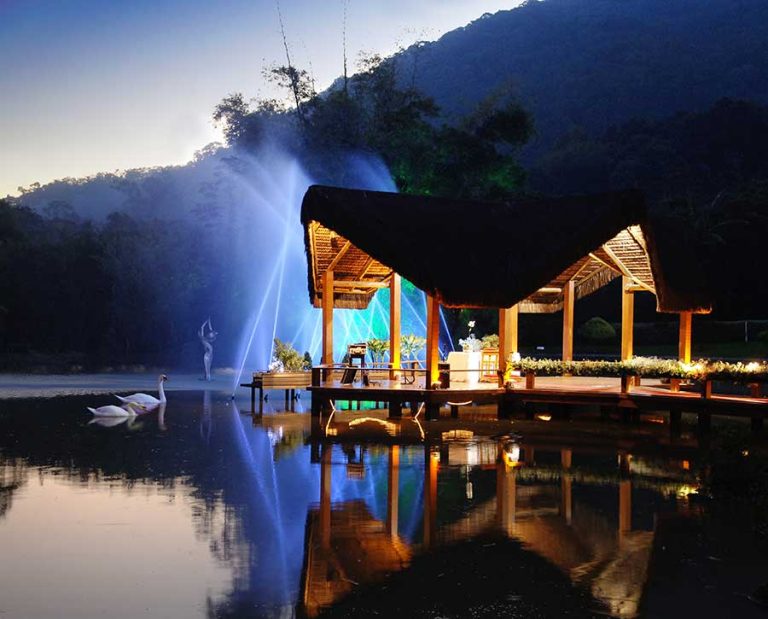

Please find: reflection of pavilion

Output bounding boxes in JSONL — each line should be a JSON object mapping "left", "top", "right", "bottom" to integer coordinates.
{"left": 301, "top": 438, "right": 696, "bottom": 618}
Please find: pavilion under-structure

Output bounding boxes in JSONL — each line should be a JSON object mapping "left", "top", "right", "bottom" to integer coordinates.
{"left": 301, "top": 185, "right": 712, "bottom": 389}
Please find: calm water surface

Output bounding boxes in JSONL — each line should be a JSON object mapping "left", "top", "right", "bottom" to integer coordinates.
{"left": 0, "top": 392, "right": 765, "bottom": 618}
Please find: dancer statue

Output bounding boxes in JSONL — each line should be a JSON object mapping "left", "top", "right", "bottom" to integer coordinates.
{"left": 198, "top": 318, "right": 217, "bottom": 381}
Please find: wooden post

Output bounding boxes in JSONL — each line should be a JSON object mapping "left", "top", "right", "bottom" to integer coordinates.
{"left": 389, "top": 274, "right": 401, "bottom": 376}
{"left": 525, "top": 372, "right": 535, "bottom": 389}
{"left": 561, "top": 449, "right": 573, "bottom": 525}
{"left": 679, "top": 311, "right": 692, "bottom": 364}
{"left": 562, "top": 280, "right": 575, "bottom": 362}
{"left": 621, "top": 276, "right": 634, "bottom": 361}
{"left": 497, "top": 454, "right": 516, "bottom": 536}
{"left": 498, "top": 305, "right": 519, "bottom": 377}
{"left": 619, "top": 479, "right": 632, "bottom": 536}
{"left": 386, "top": 446, "right": 400, "bottom": 537}
{"left": 423, "top": 446, "right": 439, "bottom": 548}
{"left": 618, "top": 451, "right": 631, "bottom": 538}
{"left": 322, "top": 270, "right": 334, "bottom": 367}
{"left": 670, "top": 313, "right": 690, "bottom": 394}
{"left": 320, "top": 445, "right": 332, "bottom": 549}
{"left": 425, "top": 294, "right": 440, "bottom": 388}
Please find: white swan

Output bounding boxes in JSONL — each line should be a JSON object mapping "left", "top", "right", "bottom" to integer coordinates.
{"left": 115, "top": 374, "right": 168, "bottom": 409}
{"left": 87, "top": 402, "right": 141, "bottom": 417}
{"left": 88, "top": 416, "right": 136, "bottom": 428}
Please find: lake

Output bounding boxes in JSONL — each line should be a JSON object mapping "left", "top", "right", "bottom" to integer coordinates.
{"left": 0, "top": 390, "right": 766, "bottom": 618}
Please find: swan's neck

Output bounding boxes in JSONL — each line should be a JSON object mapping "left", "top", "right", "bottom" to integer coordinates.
{"left": 158, "top": 379, "right": 167, "bottom": 402}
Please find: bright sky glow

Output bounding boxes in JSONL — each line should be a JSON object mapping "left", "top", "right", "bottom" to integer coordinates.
{"left": 0, "top": 0, "right": 522, "bottom": 197}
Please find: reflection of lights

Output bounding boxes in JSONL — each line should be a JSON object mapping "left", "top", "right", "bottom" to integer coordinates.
{"left": 535, "top": 413, "right": 552, "bottom": 422}
{"left": 266, "top": 426, "right": 284, "bottom": 447}
{"left": 676, "top": 484, "right": 698, "bottom": 498}
{"left": 503, "top": 442, "right": 521, "bottom": 467}
{"left": 412, "top": 415, "right": 426, "bottom": 441}
{"left": 441, "top": 430, "right": 474, "bottom": 441}
{"left": 323, "top": 409, "right": 336, "bottom": 436}
{"left": 348, "top": 416, "right": 399, "bottom": 436}
{"left": 466, "top": 481, "right": 473, "bottom": 499}
{"left": 430, "top": 448, "right": 441, "bottom": 462}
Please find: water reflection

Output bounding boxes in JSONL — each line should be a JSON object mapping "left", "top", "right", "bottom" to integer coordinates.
{"left": 0, "top": 393, "right": 728, "bottom": 618}
{"left": 303, "top": 422, "right": 698, "bottom": 618}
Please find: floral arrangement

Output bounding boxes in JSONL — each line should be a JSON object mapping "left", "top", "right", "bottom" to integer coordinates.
{"left": 269, "top": 338, "right": 312, "bottom": 373}
{"left": 367, "top": 338, "right": 389, "bottom": 364}
{"left": 481, "top": 333, "right": 499, "bottom": 349}
{"left": 505, "top": 356, "right": 768, "bottom": 383}
{"left": 459, "top": 320, "right": 484, "bottom": 352}
{"left": 459, "top": 334, "right": 484, "bottom": 352}
{"left": 401, "top": 333, "right": 426, "bottom": 359}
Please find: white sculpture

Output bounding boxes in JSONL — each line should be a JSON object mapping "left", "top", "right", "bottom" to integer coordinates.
{"left": 198, "top": 318, "right": 217, "bottom": 381}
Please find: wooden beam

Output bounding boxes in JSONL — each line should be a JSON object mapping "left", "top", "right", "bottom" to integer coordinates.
{"left": 326, "top": 240, "right": 351, "bottom": 272}
{"left": 621, "top": 275, "right": 634, "bottom": 361}
{"left": 425, "top": 294, "right": 440, "bottom": 388}
{"left": 357, "top": 256, "right": 375, "bottom": 279}
{"left": 333, "top": 280, "right": 389, "bottom": 289}
{"left": 602, "top": 242, "right": 656, "bottom": 294}
{"left": 569, "top": 255, "right": 596, "bottom": 282}
{"left": 498, "top": 305, "right": 519, "bottom": 379}
{"left": 601, "top": 243, "right": 632, "bottom": 277}
{"left": 589, "top": 251, "right": 622, "bottom": 274}
{"left": 322, "top": 269, "right": 334, "bottom": 365}
{"left": 389, "top": 274, "right": 401, "bottom": 370}
{"left": 679, "top": 311, "right": 692, "bottom": 364}
{"left": 562, "top": 280, "right": 575, "bottom": 362}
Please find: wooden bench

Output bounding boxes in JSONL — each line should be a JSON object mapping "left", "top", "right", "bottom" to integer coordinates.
{"left": 241, "top": 371, "right": 312, "bottom": 412}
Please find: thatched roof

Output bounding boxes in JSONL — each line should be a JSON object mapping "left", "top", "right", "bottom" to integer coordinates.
{"left": 301, "top": 185, "right": 712, "bottom": 313}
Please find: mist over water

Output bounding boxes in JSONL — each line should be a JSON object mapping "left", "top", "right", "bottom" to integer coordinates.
{"left": 11, "top": 136, "right": 455, "bottom": 376}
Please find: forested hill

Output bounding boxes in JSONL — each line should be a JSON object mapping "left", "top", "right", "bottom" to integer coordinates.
{"left": 401, "top": 0, "right": 768, "bottom": 154}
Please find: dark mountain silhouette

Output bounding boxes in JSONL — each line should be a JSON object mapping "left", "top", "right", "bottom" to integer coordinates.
{"left": 398, "top": 0, "right": 768, "bottom": 156}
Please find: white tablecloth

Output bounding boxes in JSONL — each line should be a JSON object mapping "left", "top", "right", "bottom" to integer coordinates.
{"left": 447, "top": 351, "right": 482, "bottom": 387}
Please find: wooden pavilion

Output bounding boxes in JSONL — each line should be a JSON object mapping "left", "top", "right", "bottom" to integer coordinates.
{"left": 301, "top": 185, "right": 712, "bottom": 388}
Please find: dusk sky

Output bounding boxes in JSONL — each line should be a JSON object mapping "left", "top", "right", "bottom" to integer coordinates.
{"left": 0, "top": 0, "right": 521, "bottom": 197}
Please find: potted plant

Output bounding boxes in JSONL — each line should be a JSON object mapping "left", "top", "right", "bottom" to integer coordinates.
{"left": 254, "top": 338, "right": 312, "bottom": 390}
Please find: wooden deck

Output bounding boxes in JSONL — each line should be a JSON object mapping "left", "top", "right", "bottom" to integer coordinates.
{"left": 308, "top": 375, "right": 768, "bottom": 431}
